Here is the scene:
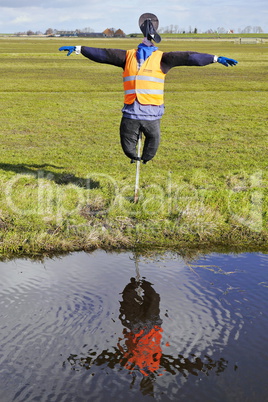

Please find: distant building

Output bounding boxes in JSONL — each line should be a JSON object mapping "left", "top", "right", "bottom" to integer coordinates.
{"left": 114, "top": 29, "right": 126, "bottom": 37}
{"left": 56, "top": 30, "right": 77, "bottom": 37}
{"left": 102, "top": 28, "right": 114, "bottom": 37}
{"left": 77, "top": 32, "right": 105, "bottom": 38}
{"left": 56, "top": 28, "right": 126, "bottom": 38}
{"left": 103, "top": 28, "right": 126, "bottom": 37}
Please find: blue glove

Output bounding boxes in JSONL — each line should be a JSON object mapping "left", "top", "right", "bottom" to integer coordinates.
{"left": 217, "top": 56, "right": 238, "bottom": 67}
{"left": 59, "top": 46, "right": 76, "bottom": 56}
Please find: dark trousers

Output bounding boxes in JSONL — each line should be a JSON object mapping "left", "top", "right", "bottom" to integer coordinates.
{"left": 120, "top": 117, "right": 161, "bottom": 162}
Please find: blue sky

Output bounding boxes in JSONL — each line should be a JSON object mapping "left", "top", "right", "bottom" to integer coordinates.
{"left": 0, "top": 0, "right": 267, "bottom": 34}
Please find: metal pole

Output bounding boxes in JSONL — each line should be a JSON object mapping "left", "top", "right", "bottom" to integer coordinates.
{"left": 134, "top": 130, "right": 142, "bottom": 203}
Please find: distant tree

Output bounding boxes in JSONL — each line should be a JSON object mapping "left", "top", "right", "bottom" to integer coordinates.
{"left": 194, "top": 27, "right": 198, "bottom": 34}
{"left": 27, "top": 30, "right": 34, "bottom": 36}
{"left": 241, "top": 25, "right": 252, "bottom": 33}
{"left": 217, "top": 27, "right": 227, "bottom": 34}
{"left": 205, "top": 29, "right": 215, "bottom": 34}
{"left": 81, "top": 27, "right": 95, "bottom": 33}
{"left": 253, "top": 26, "right": 263, "bottom": 33}
{"left": 159, "top": 26, "right": 169, "bottom": 33}
{"left": 160, "top": 25, "right": 178, "bottom": 34}
{"left": 45, "top": 28, "right": 54, "bottom": 35}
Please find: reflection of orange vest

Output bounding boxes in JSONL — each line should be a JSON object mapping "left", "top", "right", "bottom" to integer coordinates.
{"left": 123, "top": 49, "right": 165, "bottom": 105}
{"left": 119, "top": 326, "right": 163, "bottom": 376}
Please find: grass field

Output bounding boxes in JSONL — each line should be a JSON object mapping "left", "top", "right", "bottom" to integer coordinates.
{"left": 0, "top": 37, "right": 267, "bottom": 257}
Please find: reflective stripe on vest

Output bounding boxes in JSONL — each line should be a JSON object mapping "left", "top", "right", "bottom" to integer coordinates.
{"left": 123, "top": 49, "right": 165, "bottom": 105}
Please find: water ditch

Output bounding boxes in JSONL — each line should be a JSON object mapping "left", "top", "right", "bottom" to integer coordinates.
{"left": 1, "top": 250, "right": 268, "bottom": 401}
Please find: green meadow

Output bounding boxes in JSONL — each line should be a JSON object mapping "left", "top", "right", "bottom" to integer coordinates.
{"left": 0, "top": 37, "right": 267, "bottom": 257}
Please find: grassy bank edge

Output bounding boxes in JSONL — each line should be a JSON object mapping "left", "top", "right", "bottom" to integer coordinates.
{"left": 1, "top": 217, "right": 267, "bottom": 260}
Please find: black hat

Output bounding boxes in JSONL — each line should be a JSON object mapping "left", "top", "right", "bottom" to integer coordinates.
{"left": 139, "top": 13, "right": 161, "bottom": 43}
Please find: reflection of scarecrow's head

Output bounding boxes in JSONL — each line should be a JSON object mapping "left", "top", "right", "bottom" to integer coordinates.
{"left": 118, "top": 278, "right": 163, "bottom": 376}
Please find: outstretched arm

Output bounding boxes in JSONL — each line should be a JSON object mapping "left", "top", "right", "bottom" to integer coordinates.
{"left": 161, "top": 51, "right": 238, "bottom": 73}
{"left": 59, "top": 45, "right": 126, "bottom": 68}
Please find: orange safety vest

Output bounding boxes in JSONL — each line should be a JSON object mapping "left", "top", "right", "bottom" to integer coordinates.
{"left": 123, "top": 49, "right": 166, "bottom": 106}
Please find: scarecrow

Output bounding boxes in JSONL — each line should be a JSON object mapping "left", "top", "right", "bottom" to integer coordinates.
{"left": 59, "top": 13, "right": 238, "bottom": 164}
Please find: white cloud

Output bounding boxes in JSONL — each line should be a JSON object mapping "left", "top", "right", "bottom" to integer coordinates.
{"left": 12, "top": 14, "right": 33, "bottom": 24}
{"left": 0, "top": 0, "right": 94, "bottom": 8}
{"left": 0, "top": 0, "right": 267, "bottom": 33}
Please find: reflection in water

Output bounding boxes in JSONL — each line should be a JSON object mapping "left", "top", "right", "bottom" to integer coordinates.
{"left": 118, "top": 277, "right": 162, "bottom": 377}
{"left": 2, "top": 251, "right": 268, "bottom": 401}
{"left": 66, "top": 258, "right": 228, "bottom": 396}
